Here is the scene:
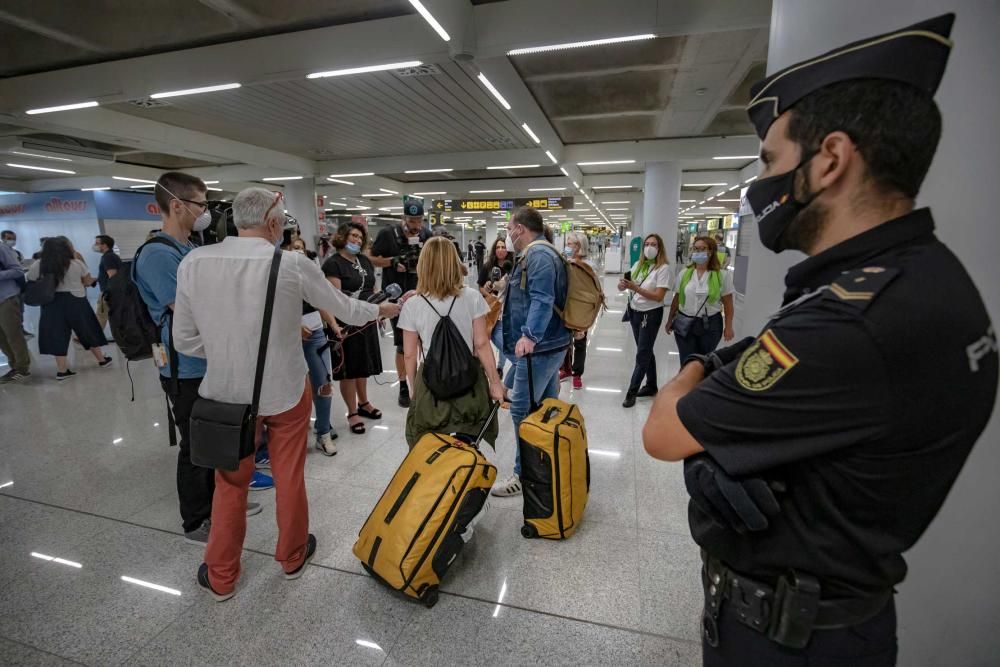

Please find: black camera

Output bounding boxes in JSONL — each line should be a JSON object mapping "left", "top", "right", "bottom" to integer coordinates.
{"left": 396, "top": 243, "right": 422, "bottom": 272}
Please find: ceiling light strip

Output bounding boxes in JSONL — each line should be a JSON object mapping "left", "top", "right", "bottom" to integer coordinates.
{"left": 404, "top": 168, "right": 453, "bottom": 173}
{"left": 477, "top": 73, "right": 511, "bottom": 110}
{"left": 407, "top": 0, "right": 450, "bottom": 42}
{"left": 308, "top": 61, "right": 422, "bottom": 79}
{"left": 507, "top": 34, "right": 656, "bottom": 56}
{"left": 25, "top": 101, "right": 99, "bottom": 115}
{"left": 521, "top": 123, "right": 541, "bottom": 144}
{"left": 486, "top": 164, "right": 539, "bottom": 170}
{"left": 150, "top": 83, "right": 241, "bottom": 99}
{"left": 576, "top": 160, "right": 636, "bottom": 166}
{"left": 11, "top": 151, "right": 72, "bottom": 162}
{"left": 5, "top": 163, "right": 75, "bottom": 174}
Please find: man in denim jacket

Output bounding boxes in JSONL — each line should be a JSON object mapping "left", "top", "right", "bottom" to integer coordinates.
{"left": 492, "top": 207, "right": 570, "bottom": 497}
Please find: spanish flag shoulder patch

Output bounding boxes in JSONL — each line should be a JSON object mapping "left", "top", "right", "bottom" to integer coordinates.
{"left": 735, "top": 329, "right": 800, "bottom": 391}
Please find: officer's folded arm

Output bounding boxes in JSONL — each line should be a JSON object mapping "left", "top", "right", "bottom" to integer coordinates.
{"left": 642, "top": 361, "right": 707, "bottom": 461}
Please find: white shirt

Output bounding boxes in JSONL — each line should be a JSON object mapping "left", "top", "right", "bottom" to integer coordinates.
{"left": 27, "top": 258, "right": 89, "bottom": 297}
{"left": 173, "top": 237, "right": 378, "bottom": 416}
{"left": 629, "top": 261, "right": 672, "bottom": 312}
{"left": 675, "top": 267, "right": 734, "bottom": 317}
{"left": 397, "top": 286, "right": 488, "bottom": 358}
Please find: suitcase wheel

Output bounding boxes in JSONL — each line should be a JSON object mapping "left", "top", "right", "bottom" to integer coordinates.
{"left": 520, "top": 523, "right": 538, "bottom": 539}
{"left": 423, "top": 586, "right": 439, "bottom": 608}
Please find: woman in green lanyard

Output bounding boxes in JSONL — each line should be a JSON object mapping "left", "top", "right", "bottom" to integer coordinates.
{"left": 665, "top": 235, "right": 735, "bottom": 363}
{"left": 618, "top": 233, "right": 672, "bottom": 408}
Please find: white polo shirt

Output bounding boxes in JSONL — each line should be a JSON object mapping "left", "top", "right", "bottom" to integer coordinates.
{"left": 173, "top": 237, "right": 378, "bottom": 416}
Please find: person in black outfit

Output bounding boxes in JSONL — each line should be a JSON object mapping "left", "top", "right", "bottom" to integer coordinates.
{"left": 474, "top": 236, "right": 486, "bottom": 273}
{"left": 642, "top": 15, "right": 997, "bottom": 666}
{"left": 477, "top": 236, "right": 513, "bottom": 376}
{"left": 368, "top": 199, "right": 431, "bottom": 407}
{"left": 92, "top": 234, "right": 122, "bottom": 332}
{"left": 323, "top": 222, "right": 384, "bottom": 434}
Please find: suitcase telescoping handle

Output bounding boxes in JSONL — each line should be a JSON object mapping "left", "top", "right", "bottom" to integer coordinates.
{"left": 471, "top": 400, "right": 503, "bottom": 448}
{"left": 526, "top": 353, "right": 540, "bottom": 413}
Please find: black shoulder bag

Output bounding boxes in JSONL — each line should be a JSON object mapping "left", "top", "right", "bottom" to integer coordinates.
{"left": 671, "top": 296, "right": 708, "bottom": 338}
{"left": 189, "top": 247, "right": 282, "bottom": 471}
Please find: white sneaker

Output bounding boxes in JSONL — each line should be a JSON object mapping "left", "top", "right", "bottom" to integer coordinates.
{"left": 491, "top": 474, "right": 522, "bottom": 497}
{"left": 315, "top": 432, "right": 338, "bottom": 457}
{"left": 460, "top": 498, "right": 491, "bottom": 543}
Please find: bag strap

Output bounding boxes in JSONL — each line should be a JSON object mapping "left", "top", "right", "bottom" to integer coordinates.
{"left": 250, "top": 246, "right": 283, "bottom": 417}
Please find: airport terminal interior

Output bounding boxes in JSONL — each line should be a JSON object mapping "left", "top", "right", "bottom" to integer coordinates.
{"left": 0, "top": 1, "right": 998, "bottom": 666}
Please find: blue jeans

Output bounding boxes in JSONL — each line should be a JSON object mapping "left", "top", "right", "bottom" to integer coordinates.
{"left": 302, "top": 328, "right": 333, "bottom": 436}
{"left": 491, "top": 320, "right": 511, "bottom": 373}
{"left": 509, "top": 349, "right": 564, "bottom": 476}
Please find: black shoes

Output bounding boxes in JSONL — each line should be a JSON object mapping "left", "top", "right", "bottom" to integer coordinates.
{"left": 197, "top": 563, "right": 235, "bottom": 602}
{"left": 622, "top": 392, "right": 637, "bottom": 408}
{"left": 398, "top": 381, "right": 411, "bottom": 408}
{"left": 636, "top": 384, "right": 658, "bottom": 398}
{"left": 285, "top": 534, "right": 317, "bottom": 580}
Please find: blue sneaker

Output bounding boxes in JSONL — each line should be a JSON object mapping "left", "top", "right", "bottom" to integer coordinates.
{"left": 249, "top": 471, "right": 274, "bottom": 491}
{"left": 255, "top": 450, "right": 270, "bottom": 469}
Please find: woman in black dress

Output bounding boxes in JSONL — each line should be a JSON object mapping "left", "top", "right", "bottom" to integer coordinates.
{"left": 322, "top": 222, "right": 383, "bottom": 434}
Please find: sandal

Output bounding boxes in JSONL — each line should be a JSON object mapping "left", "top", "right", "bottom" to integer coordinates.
{"left": 347, "top": 413, "right": 365, "bottom": 434}
{"left": 357, "top": 401, "right": 382, "bottom": 420}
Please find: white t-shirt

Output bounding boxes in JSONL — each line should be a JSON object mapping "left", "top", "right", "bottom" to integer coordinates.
{"left": 27, "top": 258, "right": 89, "bottom": 297}
{"left": 398, "top": 286, "right": 489, "bottom": 358}
{"left": 675, "top": 267, "right": 734, "bottom": 317}
{"left": 629, "top": 261, "right": 672, "bottom": 312}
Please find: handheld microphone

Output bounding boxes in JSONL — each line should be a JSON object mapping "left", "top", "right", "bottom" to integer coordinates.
{"left": 490, "top": 266, "right": 502, "bottom": 282}
{"left": 367, "top": 283, "right": 403, "bottom": 304}
{"left": 501, "top": 260, "right": 513, "bottom": 274}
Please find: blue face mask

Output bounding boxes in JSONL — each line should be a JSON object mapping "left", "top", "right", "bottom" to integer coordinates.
{"left": 563, "top": 246, "right": 575, "bottom": 257}
{"left": 691, "top": 251, "right": 709, "bottom": 265}
{"left": 345, "top": 242, "right": 362, "bottom": 255}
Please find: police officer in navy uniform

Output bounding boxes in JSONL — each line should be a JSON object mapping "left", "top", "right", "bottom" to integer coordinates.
{"left": 642, "top": 14, "right": 998, "bottom": 666}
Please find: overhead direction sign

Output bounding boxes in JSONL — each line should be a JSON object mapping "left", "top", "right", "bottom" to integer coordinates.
{"left": 432, "top": 196, "right": 573, "bottom": 213}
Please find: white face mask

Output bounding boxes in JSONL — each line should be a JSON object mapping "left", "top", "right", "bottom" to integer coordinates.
{"left": 3, "top": 239, "right": 15, "bottom": 247}
{"left": 192, "top": 209, "right": 212, "bottom": 232}
{"left": 643, "top": 245, "right": 658, "bottom": 260}
{"left": 505, "top": 227, "right": 519, "bottom": 253}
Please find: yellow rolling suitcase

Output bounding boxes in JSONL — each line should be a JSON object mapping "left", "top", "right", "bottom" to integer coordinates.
{"left": 353, "top": 404, "right": 498, "bottom": 607}
{"left": 518, "top": 355, "right": 590, "bottom": 539}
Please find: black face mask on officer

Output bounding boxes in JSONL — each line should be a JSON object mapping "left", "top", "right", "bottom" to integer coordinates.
{"left": 745, "top": 152, "right": 826, "bottom": 253}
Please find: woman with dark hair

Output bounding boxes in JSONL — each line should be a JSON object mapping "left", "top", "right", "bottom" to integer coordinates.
{"left": 477, "top": 236, "right": 513, "bottom": 377}
{"left": 26, "top": 237, "right": 111, "bottom": 379}
{"left": 619, "top": 233, "right": 672, "bottom": 407}
{"left": 665, "top": 235, "right": 735, "bottom": 364}
{"left": 323, "top": 222, "right": 383, "bottom": 435}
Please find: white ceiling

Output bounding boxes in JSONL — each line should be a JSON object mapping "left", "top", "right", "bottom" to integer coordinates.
{"left": 0, "top": 0, "right": 771, "bottom": 228}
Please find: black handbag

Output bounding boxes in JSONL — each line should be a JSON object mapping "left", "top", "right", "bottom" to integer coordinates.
{"left": 23, "top": 274, "right": 56, "bottom": 306}
{"left": 189, "top": 247, "right": 282, "bottom": 471}
{"left": 672, "top": 297, "right": 708, "bottom": 338}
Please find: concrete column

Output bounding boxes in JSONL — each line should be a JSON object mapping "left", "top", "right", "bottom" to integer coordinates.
{"left": 632, "top": 199, "right": 644, "bottom": 241}
{"left": 766, "top": 2, "right": 1000, "bottom": 665}
{"left": 283, "top": 178, "right": 318, "bottom": 249}
{"left": 642, "top": 161, "right": 681, "bottom": 260}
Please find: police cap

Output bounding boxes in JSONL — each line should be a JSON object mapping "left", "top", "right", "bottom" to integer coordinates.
{"left": 747, "top": 14, "right": 955, "bottom": 139}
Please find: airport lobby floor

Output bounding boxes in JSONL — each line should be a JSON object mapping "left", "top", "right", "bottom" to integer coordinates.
{"left": 0, "top": 275, "right": 704, "bottom": 666}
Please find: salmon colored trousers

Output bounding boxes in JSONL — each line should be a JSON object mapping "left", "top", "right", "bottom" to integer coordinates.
{"left": 205, "top": 380, "right": 312, "bottom": 594}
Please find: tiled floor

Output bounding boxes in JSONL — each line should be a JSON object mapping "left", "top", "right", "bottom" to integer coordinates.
{"left": 0, "top": 274, "right": 704, "bottom": 666}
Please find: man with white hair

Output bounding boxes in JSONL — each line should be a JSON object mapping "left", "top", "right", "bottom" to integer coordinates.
{"left": 172, "top": 186, "right": 401, "bottom": 601}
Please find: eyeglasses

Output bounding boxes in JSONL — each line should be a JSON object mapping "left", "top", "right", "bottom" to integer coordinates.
{"left": 177, "top": 198, "right": 208, "bottom": 211}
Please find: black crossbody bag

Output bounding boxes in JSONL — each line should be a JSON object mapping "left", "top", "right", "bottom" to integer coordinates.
{"left": 190, "top": 247, "right": 282, "bottom": 471}
{"left": 672, "top": 296, "right": 708, "bottom": 338}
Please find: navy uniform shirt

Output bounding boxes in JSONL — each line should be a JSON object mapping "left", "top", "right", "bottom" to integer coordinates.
{"left": 677, "top": 208, "right": 998, "bottom": 600}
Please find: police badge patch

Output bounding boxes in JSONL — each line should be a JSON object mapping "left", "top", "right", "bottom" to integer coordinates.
{"left": 735, "top": 329, "right": 799, "bottom": 391}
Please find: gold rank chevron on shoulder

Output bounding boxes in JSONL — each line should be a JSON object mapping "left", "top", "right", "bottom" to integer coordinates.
{"left": 826, "top": 266, "right": 901, "bottom": 308}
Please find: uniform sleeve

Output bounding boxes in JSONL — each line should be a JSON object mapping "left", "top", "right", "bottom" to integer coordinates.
{"left": 297, "top": 254, "right": 378, "bottom": 326}
{"left": 370, "top": 228, "right": 394, "bottom": 259}
{"left": 676, "top": 307, "right": 892, "bottom": 476}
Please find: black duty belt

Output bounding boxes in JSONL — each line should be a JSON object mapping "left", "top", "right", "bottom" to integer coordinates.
{"left": 701, "top": 553, "right": 891, "bottom": 650}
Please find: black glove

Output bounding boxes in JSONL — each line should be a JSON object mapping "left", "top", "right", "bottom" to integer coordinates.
{"left": 684, "top": 453, "right": 781, "bottom": 534}
{"left": 684, "top": 336, "right": 756, "bottom": 376}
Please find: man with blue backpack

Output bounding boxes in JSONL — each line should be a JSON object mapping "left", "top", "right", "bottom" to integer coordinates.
{"left": 132, "top": 171, "right": 268, "bottom": 547}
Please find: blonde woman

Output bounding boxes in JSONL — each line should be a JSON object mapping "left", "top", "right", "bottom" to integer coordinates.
{"left": 559, "top": 231, "right": 594, "bottom": 389}
{"left": 398, "top": 237, "right": 505, "bottom": 448}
